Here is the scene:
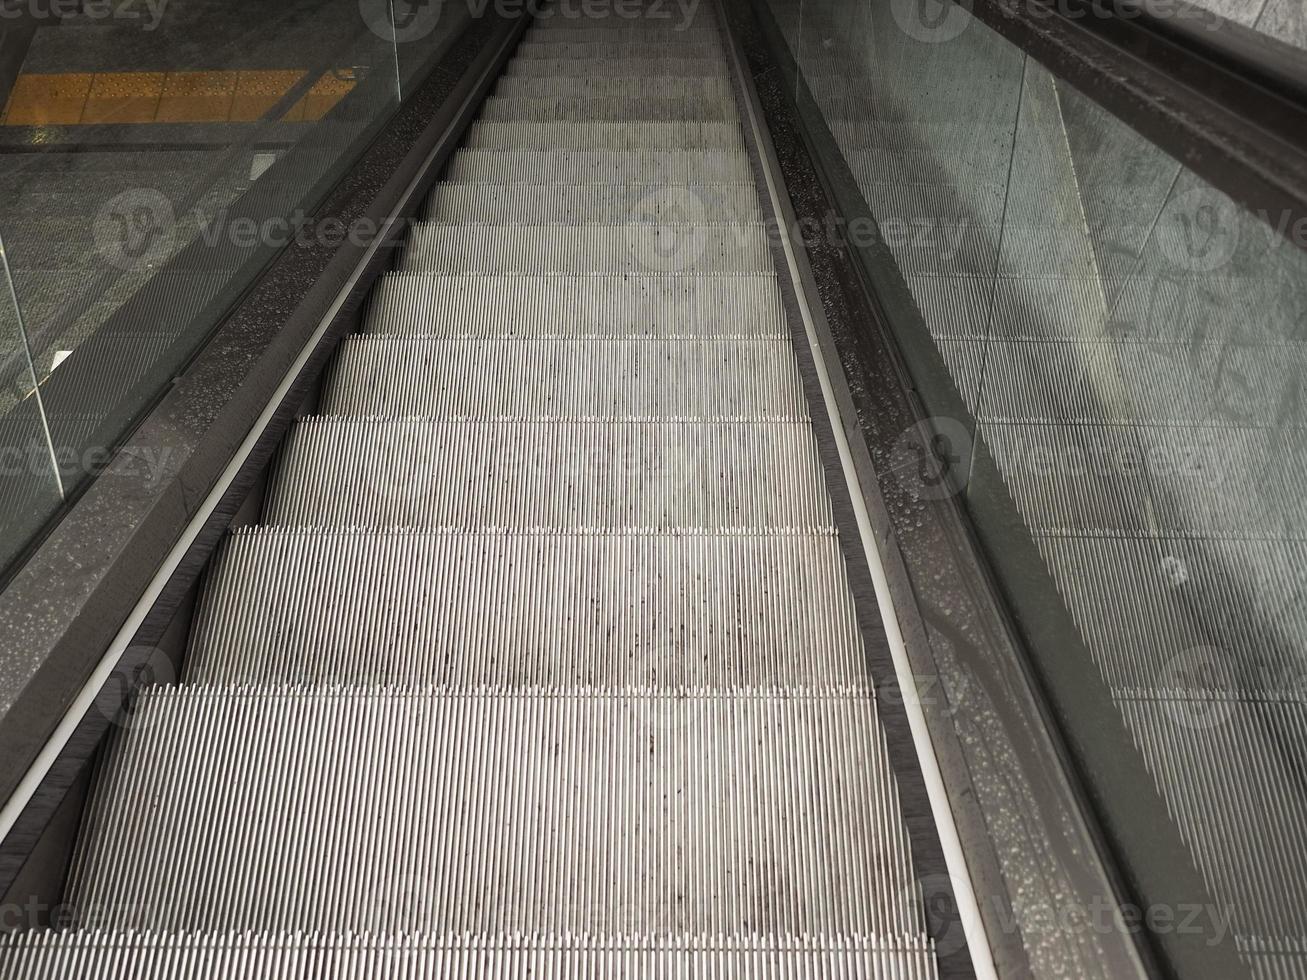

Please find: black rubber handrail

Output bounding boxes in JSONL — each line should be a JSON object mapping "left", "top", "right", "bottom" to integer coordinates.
{"left": 1100, "top": 0, "right": 1307, "bottom": 109}
{"left": 964, "top": 0, "right": 1307, "bottom": 248}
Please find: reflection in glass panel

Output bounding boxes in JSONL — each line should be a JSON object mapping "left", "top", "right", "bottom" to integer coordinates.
{"left": 0, "top": 0, "right": 470, "bottom": 576}
{"left": 766, "top": 0, "right": 1307, "bottom": 974}
{"left": 0, "top": 233, "right": 62, "bottom": 573}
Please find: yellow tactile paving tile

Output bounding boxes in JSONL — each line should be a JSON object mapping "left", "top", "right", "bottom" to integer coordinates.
{"left": 1, "top": 72, "right": 93, "bottom": 125}
{"left": 284, "top": 70, "right": 357, "bottom": 122}
{"left": 230, "top": 69, "right": 306, "bottom": 122}
{"left": 1, "top": 68, "right": 354, "bottom": 125}
{"left": 156, "top": 71, "right": 238, "bottom": 123}
{"left": 82, "top": 71, "right": 165, "bottom": 124}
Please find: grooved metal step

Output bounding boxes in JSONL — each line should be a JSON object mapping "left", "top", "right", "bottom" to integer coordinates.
{"left": 264, "top": 420, "right": 831, "bottom": 528}
{"left": 526, "top": 21, "right": 722, "bottom": 35}
{"left": 494, "top": 76, "right": 735, "bottom": 99}
{"left": 463, "top": 121, "right": 743, "bottom": 151}
{"left": 515, "top": 41, "right": 722, "bottom": 58}
{"left": 0, "top": 931, "right": 942, "bottom": 978}
{"left": 480, "top": 95, "right": 737, "bottom": 122}
{"left": 424, "top": 181, "right": 761, "bottom": 222}
{"left": 67, "top": 688, "right": 919, "bottom": 937}
{"left": 402, "top": 223, "right": 772, "bottom": 274}
{"left": 503, "top": 57, "right": 727, "bottom": 77}
{"left": 185, "top": 530, "right": 870, "bottom": 686}
{"left": 362, "top": 273, "right": 788, "bottom": 337}
{"left": 445, "top": 149, "right": 754, "bottom": 183}
{"left": 321, "top": 337, "right": 805, "bottom": 418}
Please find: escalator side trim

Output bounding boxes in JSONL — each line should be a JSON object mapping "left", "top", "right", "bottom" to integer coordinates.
{"left": 714, "top": 4, "right": 994, "bottom": 978}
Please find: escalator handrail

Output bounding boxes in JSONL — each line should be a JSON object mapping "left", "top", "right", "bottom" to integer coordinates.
{"left": 960, "top": 0, "right": 1307, "bottom": 246}
{"left": 1099, "top": 0, "right": 1307, "bottom": 110}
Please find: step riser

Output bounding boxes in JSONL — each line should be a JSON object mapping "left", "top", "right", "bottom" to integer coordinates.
{"left": 402, "top": 224, "right": 772, "bottom": 275}
{"left": 0, "top": 933, "right": 942, "bottom": 980}
{"left": 515, "top": 42, "right": 721, "bottom": 58}
{"left": 362, "top": 274, "right": 788, "bottom": 338}
{"left": 446, "top": 150, "right": 754, "bottom": 184}
{"left": 480, "top": 96, "right": 737, "bottom": 123}
{"left": 265, "top": 421, "right": 831, "bottom": 529}
{"left": 425, "top": 180, "right": 761, "bottom": 221}
{"left": 186, "top": 532, "right": 869, "bottom": 686}
{"left": 463, "top": 121, "right": 743, "bottom": 152}
{"left": 69, "top": 690, "right": 920, "bottom": 937}
{"left": 323, "top": 338, "right": 802, "bottom": 418}
{"left": 503, "top": 58, "right": 727, "bottom": 77}
{"left": 494, "top": 77, "right": 734, "bottom": 100}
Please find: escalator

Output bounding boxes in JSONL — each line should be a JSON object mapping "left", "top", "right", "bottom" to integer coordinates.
{"left": 0, "top": 4, "right": 947, "bottom": 976}
{"left": 0, "top": 0, "right": 1305, "bottom": 976}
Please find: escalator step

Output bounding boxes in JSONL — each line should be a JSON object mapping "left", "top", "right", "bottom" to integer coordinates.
{"left": 446, "top": 149, "right": 753, "bottom": 183}
{"left": 401, "top": 223, "right": 771, "bottom": 274}
{"left": 185, "top": 530, "right": 868, "bottom": 686}
{"left": 494, "top": 76, "right": 735, "bottom": 99}
{"left": 463, "top": 120, "right": 743, "bottom": 151}
{"left": 321, "top": 337, "right": 801, "bottom": 418}
{"left": 514, "top": 41, "right": 722, "bottom": 58}
{"left": 526, "top": 20, "right": 721, "bottom": 34}
{"left": 67, "top": 688, "right": 919, "bottom": 938}
{"left": 0, "top": 931, "right": 942, "bottom": 979}
{"left": 264, "top": 420, "right": 831, "bottom": 529}
{"left": 503, "top": 56, "right": 727, "bottom": 77}
{"left": 362, "top": 273, "right": 787, "bottom": 337}
{"left": 480, "top": 95, "right": 737, "bottom": 123}
{"left": 424, "top": 180, "right": 761, "bottom": 221}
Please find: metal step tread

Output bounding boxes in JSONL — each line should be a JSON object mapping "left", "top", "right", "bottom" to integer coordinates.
{"left": 401, "top": 222, "right": 772, "bottom": 274}
{"left": 494, "top": 76, "right": 734, "bottom": 99}
{"left": 0, "top": 930, "right": 942, "bottom": 978}
{"left": 503, "top": 57, "right": 728, "bottom": 77}
{"left": 186, "top": 528, "right": 868, "bottom": 686}
{"left": 425, "top": 181, "right": 760, "bottom": 222}
{"left": 463, "top": 121, "right": 744, "bottom": 151}
{"left": 480, "top": 94, "right": 737, "bottom": 122}
{"left": 68, "top": 687, "right": 922, "bottom": 938}
{"left": 446, "top": 149, "right": 753, "bottom": 183}
{"left": 264, "top": 419, "right": 831, "bottom": 529}
{"left": 514, "top": 42, "right": 722, "bottom": 58}
{"left": 322, "top": 337, "right": 805, "bottom": 419}
{"left": 363, "top": 273, "right": 787, "bottom": 337}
